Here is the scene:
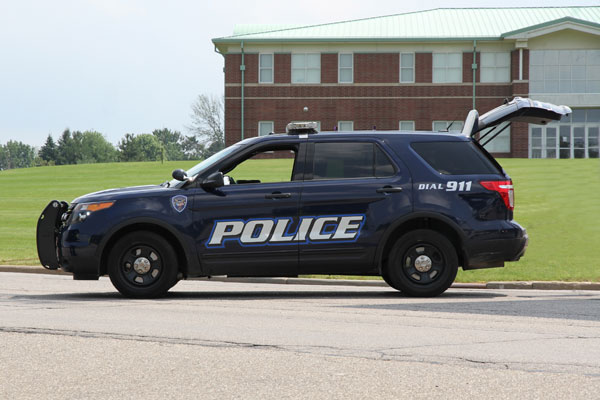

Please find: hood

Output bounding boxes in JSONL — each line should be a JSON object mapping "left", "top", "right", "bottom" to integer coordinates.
{"left": 72, "top": 185, "right": 168, "bottom": 204}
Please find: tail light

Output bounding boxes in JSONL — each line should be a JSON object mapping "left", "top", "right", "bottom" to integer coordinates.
{"left": 480, "top": 180, "right": 514, "bottom": 211}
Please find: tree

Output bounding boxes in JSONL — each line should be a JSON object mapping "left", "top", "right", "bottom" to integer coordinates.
{"left": 39, "top": 134, "right": 58, "bottom": 164}
{"left": 78, "top": 131, "right": 118, "bottom": 164}
{"left": 181, "top": 135, "right": 205, "bottom": 160}
{"left": 118, "top": 133, "right": 163, "bottom": 162}
{"left": 188, "top": 94, "right": 224, "bottom": 157}
{"left": 0, "top": 145, "right": 8, "bottom": 170}
{"left": 1, "top": 141, "right": 36, "bottom": 169}
{"left": 152, "top": 128, "right": 185, "bottom": 161}
{"left": 56, "top": 129, "right": 78, "bottom": 165}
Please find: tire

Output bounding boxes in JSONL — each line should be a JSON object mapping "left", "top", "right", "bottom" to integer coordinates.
{"left": 108, "top": 231, "right": 179, "bottom": 298}
{"left": 384, "top": 229, "right": 458, "bottom": 297}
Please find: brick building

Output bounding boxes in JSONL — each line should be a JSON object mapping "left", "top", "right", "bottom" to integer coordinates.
{"left": 213, "top": 7, "right": 600, "bottom": 158}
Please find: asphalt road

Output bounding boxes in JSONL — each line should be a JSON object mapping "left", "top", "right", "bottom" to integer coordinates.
{"left": 1, "top": 272, "right": 599, "bottom": 399}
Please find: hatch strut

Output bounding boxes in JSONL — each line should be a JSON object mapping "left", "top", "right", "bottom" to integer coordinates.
{"left": 474, "top": 121, "right": 511, "bottom": 147}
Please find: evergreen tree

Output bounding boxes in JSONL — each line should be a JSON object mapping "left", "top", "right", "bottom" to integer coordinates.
{"left": 56, "top": 129, "right": 77, "bottom": 165}
{"left": 39, "top": 134, "right": 58, "bottom": 164}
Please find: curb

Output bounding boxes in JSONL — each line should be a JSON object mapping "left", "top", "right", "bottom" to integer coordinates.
{"left": 1, "top": 265, "right": 599, "bottom": 291}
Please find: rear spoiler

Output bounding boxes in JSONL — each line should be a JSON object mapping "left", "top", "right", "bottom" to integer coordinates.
{"left": 461, "top": 97, "right": 572, "bottom": 138}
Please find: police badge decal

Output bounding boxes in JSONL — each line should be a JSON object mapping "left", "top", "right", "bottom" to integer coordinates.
{"left": 171, "top": 195, "right": 188, "bottom": 213}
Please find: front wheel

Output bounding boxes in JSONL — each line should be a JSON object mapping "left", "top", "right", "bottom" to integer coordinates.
{"left": 108, "top": 231, "right": 179, "bottom": 298}
{"left": 384, "top": 229, "right": 458, "bottom": 297}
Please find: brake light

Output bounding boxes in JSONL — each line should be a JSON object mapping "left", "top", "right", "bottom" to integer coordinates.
{"left": 480, "top": 180, "right": 514, "bottom": 211}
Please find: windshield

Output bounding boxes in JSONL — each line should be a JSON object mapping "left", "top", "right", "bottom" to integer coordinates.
{"left": 168, "top": 144, "right": 241, "bottom": 187}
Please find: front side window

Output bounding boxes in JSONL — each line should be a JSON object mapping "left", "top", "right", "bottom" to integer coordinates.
{"left": 311, "top": 142, "right": 395, "bottom": 180}
{"left": 339, "top": 53, "right": 353, "bottom": 83}
{"left": 530, "top": 50, "right": 600, "bottom": 94}
{"left": 433, "top": 53, "right": 462, "bottom": 83}
{"left": 480, "top": 52, "right": 510, "bottom": 83}
{"left": 258, "top": 121, "right": 274, "bottom": 136}
{"left": 433, "top": 121, "right": 464, "bottom": 133}
{"left": 400, "top": 53, "right": 414, "bottom": 83}
{"left": 226, "top": 147, "right": 298, "bottom": 184}
{"left": 259, "top": 53, "right": 273, "bottom": 84}
{"left": 292, "top": 53, "right": 321, "bottom": 84}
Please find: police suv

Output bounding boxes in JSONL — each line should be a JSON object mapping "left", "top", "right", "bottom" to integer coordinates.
{"left": 37, "top": 98, "right": 571, "bottom": 298}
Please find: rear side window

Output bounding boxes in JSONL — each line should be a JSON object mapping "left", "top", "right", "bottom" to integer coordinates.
{"left": 411, "top": 141, "right": 502, "bottom": 175}
{"left": 312, "top": 142, "right": 395, "bottom": 180}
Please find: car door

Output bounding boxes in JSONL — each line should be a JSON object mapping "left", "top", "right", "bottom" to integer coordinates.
{"left": 191, "top": 139, "right": 304, "bottom": 277}
{"left": 298, "top": 138, "right": 412, "bottom": 275}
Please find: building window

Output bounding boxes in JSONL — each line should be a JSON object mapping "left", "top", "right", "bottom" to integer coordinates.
{"left": 259, "top": 54, "right": 273, "bottom": 84}
{"left": 399, "top": 121, "right": 415, "bottom": 131}
{"left": 433, "top": 53, "right": 462, "bottom": 83}
{"left": 481, "top": 126, "right": 511, "bottom": 153}
{"left": 292, "top": 53, "right": 320, "bottom": 84}
{"left": 529, "top": 109, "right": 600, "bottom": 158}
{"left": 480, "top": 52, "right": 510, "bottom": 83}
{"left": 338, "top": 121, "right": 354, "bottom": 131}
{"left": 530, "top": 50, "right": 600, "bottom": 94}
{"left": 433, "top": 120, "right": 464, "bottom": 133}
{"left": 258, "top": 121, "right": 274, "bottom": 136}
{"left": 400, "top": 53, "right": 414, "bottom": 83}
{"left": 339, "top": 53, "right": 353, "bottom": 83}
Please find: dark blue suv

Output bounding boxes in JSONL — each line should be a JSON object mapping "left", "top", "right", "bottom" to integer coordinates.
{"left": 37, "top": 98, "right": 571, "bottom": 298}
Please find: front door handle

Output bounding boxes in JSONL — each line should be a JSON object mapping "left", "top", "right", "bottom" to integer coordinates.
{"left": 376, "top": 186, "right": 403, "bottom": 193}
{"left": 265, "top": 192, "right": 292, "bottom": 199}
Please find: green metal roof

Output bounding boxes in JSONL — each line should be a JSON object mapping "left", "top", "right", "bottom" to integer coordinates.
{"left": 213, "top": 7, "right": 600, "bottom": 43}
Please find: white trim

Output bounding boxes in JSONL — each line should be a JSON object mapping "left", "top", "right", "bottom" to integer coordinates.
{"left": 399, "top": 52, "right": 415, "bottom": 83}
{"left": 504, "top": 21, "right": 600, "bottom": 40}
{"left": 338, "top": 53, "right": 353, "bottom": 84}
{"left": 258, "top": 53, "right": 274, "bottom": 84}
{"left": 519, "top": 48, "right": 523, "bottom": 81}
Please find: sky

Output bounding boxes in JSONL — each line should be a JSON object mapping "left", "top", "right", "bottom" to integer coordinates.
{"left": 1, "top": 0, "right": 598, "bottom": 147}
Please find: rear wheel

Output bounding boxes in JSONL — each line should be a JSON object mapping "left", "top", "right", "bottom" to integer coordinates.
{"left": 108, "top": 231, "right": 179, "bottom": 298}
{"left": 384, "top": 229, "right": 458, "bottom": 297}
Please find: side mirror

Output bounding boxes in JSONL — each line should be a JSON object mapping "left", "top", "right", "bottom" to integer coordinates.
{"left": 201, "top": 172, "right": 224, "bottom": 189}
{"left": 172, "top": 169, "right": 188, "bottom": 181}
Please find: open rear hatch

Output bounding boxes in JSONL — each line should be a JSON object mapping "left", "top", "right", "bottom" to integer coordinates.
{"left": 462, "top": 97, "right": 572, "bottom": 137}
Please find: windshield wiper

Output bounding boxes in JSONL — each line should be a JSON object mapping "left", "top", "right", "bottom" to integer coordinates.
{"left": 160, "top": 181, "right": 170, "bottom": 188}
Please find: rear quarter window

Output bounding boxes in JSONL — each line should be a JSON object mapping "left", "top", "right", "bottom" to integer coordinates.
{"left": 411, "top": 141, "right": 502, "bottom": 175}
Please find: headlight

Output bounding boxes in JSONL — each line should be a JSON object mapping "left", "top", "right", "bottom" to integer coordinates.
{"left": 71, "top": 201, "right": 115, "bottom": 223}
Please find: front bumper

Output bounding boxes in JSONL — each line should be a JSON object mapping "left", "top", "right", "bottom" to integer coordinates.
{"left": 463, "top": 221, "right": 528, "bottom": 270}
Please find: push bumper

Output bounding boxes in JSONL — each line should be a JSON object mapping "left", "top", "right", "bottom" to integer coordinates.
{"left": 36, "top": 200, "right": 68, "bottom": 270}
{"left": 463, "top": 222, "right": 528, "bottom": 270}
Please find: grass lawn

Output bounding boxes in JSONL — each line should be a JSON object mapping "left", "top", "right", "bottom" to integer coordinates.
{"left": 0, "top": 158, "right": 599, "bottom": 282}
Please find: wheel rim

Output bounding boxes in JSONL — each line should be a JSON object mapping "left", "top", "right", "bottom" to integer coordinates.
{"left": 119, "top": 245, "right": 162, "bottom": 287}
{"left": 402, "top": 243, "right": 445, "bottom": 285}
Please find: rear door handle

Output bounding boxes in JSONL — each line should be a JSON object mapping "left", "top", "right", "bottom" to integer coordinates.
{"left": 376, "top": 186, "right": 403, "bottom": 193}
{"left": 265, "top": 192, "right": 292, "bottom": 199}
